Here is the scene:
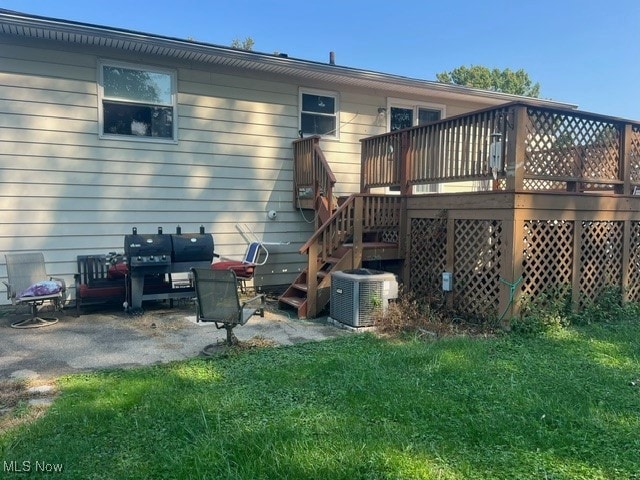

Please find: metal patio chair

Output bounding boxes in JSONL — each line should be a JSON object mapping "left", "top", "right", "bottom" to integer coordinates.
{"left": 210, "top": 241, "right": 268, "bottom": 292}
{"left": 3, "top": 252, "right": 66, "bottom": 329}
{"left": 191, "top": 267, "right": 265, "bottom": 351}
{"left": 211, "top": 223, "right": 291, "bottom": 293}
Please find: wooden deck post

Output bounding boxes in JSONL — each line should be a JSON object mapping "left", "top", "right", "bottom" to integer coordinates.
{"left": 499, "top": 209, "right": 525, "bottom": 323}
{"left": 622, "top": 219, "right": 631, "bottom": 304}
{"left": 505, "top": 105, "right": 527, "bottom": 192}
{"left": 571, "top": 219, "right": 583, "bottom": 310}
{"left": 445, "top": 214, "right": 455, "bottom": 311}
{"left": 400, "top": 131, "right": 412, "bottom": 196}
{"left": 398, "top": 196, "right": 409, "bottom": 283}
{"left": 360, "top": 138, "right": 372, "bottom": 194}
{"left": 307, "top": 241, "right": 319, "bottom": 318}
{"left": 352, "top": 196, "right": 364, "bottom": 268}
{"left": 618, "top": 123, "right": 632, "bottom": 195}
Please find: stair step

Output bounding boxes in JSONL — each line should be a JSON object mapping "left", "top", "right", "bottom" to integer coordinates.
{"left": 292, "top": 282, "right": 308, "bottom": 292}
{"left": 279, "top": 296, "right": 305, "bottom": 308}
{"left": 343, "top": 241, "right": 398, "bottom": 248}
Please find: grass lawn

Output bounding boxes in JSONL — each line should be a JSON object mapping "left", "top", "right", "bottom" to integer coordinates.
{"left": 1, "top": 322, "right": 639, "bottom": 479}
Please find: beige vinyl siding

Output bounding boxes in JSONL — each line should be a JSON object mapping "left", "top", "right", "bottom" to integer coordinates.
{"left": 317, "top": 93, "right": 386, "bottom": 195}
{"left": 0, "top": 39, "right": 312, "bottom": 301}
{"left": 0, "top": 35, "right": 509, "bottom": 304}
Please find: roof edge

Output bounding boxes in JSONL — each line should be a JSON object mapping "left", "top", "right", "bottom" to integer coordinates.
{"left": 0, "top": 8, "right": 578, "bottom": 110}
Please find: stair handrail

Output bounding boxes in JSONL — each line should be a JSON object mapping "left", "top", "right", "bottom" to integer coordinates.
{"left": 299, "top": 194, "right": 356, "bottom": 255}
{"left": 293, "top": 136, "right": 337, "bottom": 212}
{"left": 299, "top": 193, "right": 403, "bottom": 258}
{"left": 312, "top": 140, "right": 337, "bottom": 213}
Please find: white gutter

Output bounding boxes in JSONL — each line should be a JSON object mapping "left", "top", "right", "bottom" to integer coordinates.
{"left": 0, "top": 8, "right": 577, "bottom": 110}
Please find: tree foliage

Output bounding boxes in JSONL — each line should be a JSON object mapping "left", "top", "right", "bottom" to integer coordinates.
{"left": 230, "top": 36, "right": 255, "bottom": 51}
{"left": 436, "top": 65, "right": 540, "bottom": 98}
{"left": 103, "top": 66, "right": 165, "bottom": 103}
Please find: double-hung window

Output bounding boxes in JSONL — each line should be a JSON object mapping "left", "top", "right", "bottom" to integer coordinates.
{"left": 98, "top": 61, "right": 177, "bottom": 141}
{"left": 299, "top": 89, "right": 339, "bottom": 139}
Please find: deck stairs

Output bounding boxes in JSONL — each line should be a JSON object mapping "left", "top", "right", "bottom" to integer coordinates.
{"left": 279, "top": 194, "right": 402, "bottom": 318}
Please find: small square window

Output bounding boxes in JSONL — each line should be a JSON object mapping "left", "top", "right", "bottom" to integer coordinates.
{"left": 99, "top": 62, "right": 177, "bottom": 141}
{"left": 300, "top": 90, "right": 338, "bottom": 138}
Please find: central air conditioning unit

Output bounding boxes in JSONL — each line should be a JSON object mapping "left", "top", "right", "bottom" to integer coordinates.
{"left": 330, "top": 269, "right": 399, "bottom": 327}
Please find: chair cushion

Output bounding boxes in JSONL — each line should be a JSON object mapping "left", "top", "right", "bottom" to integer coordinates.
{"left": 19, "top": 280, "right": 63, "bottom": 298}
{"left": 107, "top": 261, "right": 128, "bottom": 279}
{"left": 211, "top": 261, "right": 255, "bottom": 279}
{"left": 78, "top": 283, "right": 126, "bottom": 299}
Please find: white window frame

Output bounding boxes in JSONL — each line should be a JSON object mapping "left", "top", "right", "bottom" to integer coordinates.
{"left": 299, "top": 88, "right": 340, "bottom": 140}
{"left": 386, "top": 98, "right": 446, "bottom": 131}
{"left": 98, "top": 59, "right": 178, "bottom": 143}
{"left": 387, "top": 98, "right": 446, "bottom": 194}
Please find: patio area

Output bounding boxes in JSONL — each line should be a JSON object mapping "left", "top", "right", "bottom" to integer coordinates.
{"left": 0, "top": 300, "right": 345, "bottom": 381}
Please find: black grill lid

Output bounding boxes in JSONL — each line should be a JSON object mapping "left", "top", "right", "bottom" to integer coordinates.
{"left": 171, "top": 234, "right": 214, "bottom": 263}
{"left": 124, "top": 234, "right": 172, "bottom": 257}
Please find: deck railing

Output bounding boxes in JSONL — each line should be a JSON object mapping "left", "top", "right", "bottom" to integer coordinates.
{"left": 360, "top": 101, "right": 640, "bottom": 195}
{"left": 293, "top": 135, "right": 336, "bottom": 212}
{"left": 299, "top": 194, "right": 403, "bottom": 261}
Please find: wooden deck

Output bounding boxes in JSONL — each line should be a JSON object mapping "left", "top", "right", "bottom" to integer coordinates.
{"left": 286, "top": 102, "right": 640, "bottom": 320}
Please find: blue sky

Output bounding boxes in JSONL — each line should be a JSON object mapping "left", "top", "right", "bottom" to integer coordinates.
{"left": 2, "top": 0, "right": 639, "bottom": 120}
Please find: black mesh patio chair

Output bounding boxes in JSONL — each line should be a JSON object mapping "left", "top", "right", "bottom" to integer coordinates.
{"left": 3, "top": 252, "right": 66, "bottom": 329}
{"left": 191, "top": 267, "right": 265, "bottom": 351}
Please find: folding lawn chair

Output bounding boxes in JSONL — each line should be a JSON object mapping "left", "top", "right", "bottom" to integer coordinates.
{"left": 3, "top": 252, "right": 66, "bottom": 329}
{"left": 210, "top": 241, "right": 269, "bottom": 292}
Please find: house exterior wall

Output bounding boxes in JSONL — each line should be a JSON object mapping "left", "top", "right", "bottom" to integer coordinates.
{"left": 0, "top": 35, "right": 502, "bottom": 303}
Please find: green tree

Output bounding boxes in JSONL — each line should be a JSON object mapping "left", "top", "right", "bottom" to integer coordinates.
{"left": 436, "top": 65, "right": 540, "bottom": 98}
{"left": 230, "top": 36, "right": 255, "bottom": 51}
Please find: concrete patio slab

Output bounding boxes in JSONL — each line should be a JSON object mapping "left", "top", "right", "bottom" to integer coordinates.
{"left": 0, "top": 300, "right": 348, "bottom": 380}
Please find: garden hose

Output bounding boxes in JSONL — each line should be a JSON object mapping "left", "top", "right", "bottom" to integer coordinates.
{"left": 498, "top": 276, "right": 523, "bottom": 321}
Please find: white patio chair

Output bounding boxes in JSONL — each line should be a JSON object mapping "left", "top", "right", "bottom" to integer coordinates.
{"left": 3, "top": 253, "right": 66, "bottom": 329}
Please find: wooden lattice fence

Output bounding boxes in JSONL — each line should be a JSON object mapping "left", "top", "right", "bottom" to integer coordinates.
{"left": 405, "top": 192, "right": 640, "bottom": 321}
{"left": 409, "top": 215, "right": 447, "bottom": 304}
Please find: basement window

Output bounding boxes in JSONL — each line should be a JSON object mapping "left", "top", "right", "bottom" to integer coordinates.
{"left": 300, "top": 89, "right": 339, "bottom": 139}
{"left": 98, "top": 61, "right": 177, "bottom": 142}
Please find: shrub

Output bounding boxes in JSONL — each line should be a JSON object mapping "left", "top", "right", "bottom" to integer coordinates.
{"left": 572, "top": 286, "right": 640, "bottom": 325}
{"left": 373, "top": 287, "right": 448, "bottom": 337}
{"left": 512, "top": 285, "right": 572, "bottom": 335}
{"left": 513, "top": 284, "right": 640, "bottom": 334}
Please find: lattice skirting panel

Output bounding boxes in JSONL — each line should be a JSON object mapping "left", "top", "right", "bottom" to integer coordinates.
{"left": 409, "top": 217, "right": 447, "bottom": 303}
{"left": 521, "top": 220, "right": 574, "bottom": 309}
{"left": 579, "top": 221, "right": 624, "bottom": 307}
{"left": 453, "top": 219, "right": 503, "bottom": 319}
{"left": 408, "top": 210, "right": 640, "bottom": 322}
{"left": 409, "top": 216, "right": 503, "bottom": 319}
{"left": 522, "top": 220, "right": 630, "bottom": 309}
{"left": 628, "top": 222, "right": 640, "bottom": 303}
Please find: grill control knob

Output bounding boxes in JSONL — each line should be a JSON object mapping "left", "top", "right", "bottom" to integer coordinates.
{"left": 137, "top": 256, "right": 142, "bottom": 261}
{"left": 149, "top": 256, "right": 154, "bottom": 261}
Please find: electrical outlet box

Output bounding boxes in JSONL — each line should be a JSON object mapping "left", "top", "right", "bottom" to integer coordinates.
{"left": 442, "top": 272, "right": 453, "bottom": 292}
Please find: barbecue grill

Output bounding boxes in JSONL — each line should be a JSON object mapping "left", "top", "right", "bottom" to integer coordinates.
{"left": 124, "top": 227, "right": 216, "bottom": 310}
